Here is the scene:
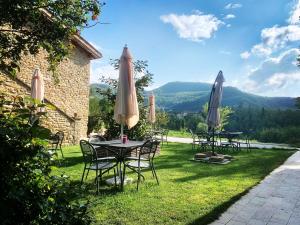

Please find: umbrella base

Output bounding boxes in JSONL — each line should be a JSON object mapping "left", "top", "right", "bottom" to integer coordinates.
{"left": 194, "top": 151, "right": 233, "bottom": 164}
{"left": 106, "top": 176, "right": 133, "bottom": 186}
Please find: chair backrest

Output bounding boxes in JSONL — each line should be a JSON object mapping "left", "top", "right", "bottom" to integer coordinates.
{"left": 163, "top": 129, "right": 169, "bottom": 136}
{"left": 197, "top": 131, "right": 210, "bottom": 141}
{"left": 50, "top": 132, "right": 59, "bottom": 144}
{"left": 80, "top": 140, "right": 96, "bottom": 163}
{"left": 144, "top": 131, "right": 153, "bottom": 141}
{"left": 139, "top": 140, "right": 160, "bottom": 160}
{"left": 56, "top": 131, "right": 64, "bottom": 146}
{"left": 189, "top": 129, "right": 196, "bottom": 138}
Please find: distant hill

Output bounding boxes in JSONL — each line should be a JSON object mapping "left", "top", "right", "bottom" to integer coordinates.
{"left": 90, "top": 81, "right": 296, "bottom": 112}
{"left": 146, "top": 82, "right": 296, "bottom": 112}
{"left": 89, "top": 83, "right": 108, "bottom": 97}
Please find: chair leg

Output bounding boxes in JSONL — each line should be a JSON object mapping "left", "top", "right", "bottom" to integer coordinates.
{"left": 60, "top": 145, "right": 64, "bottom": 158}
{"left": 85, "top": 168, "right": 90, "bottom": 180}
{"left": 151, "top": 165, "right": 155, "bottom": 178}
{"left": 113, "top": 168, "right": 117, "bottom": 186}
{"left": 122, "top": 162, "right": 126, "bottom": 188}
{"left": 151, "top": 164, "right": 159, "bottom": 185}
{"left": 81, "top": 165, "right": 86, "bottom": 184}
{"left": 137, "top": 167, "right": 141, "bottom": 190}
{"left": 96, "top": 169, "right": 99, "bottom": 195}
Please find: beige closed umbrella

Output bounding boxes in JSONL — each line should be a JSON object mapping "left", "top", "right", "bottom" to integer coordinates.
{"left": 148, "top": 94, "right": 156, "bottom": 126}
{"left": 30, "top": 68, "right": 45, "bottom": 123}
{"left": 114, "top": 45, "right": 139, "bottom": 137}
{"left": 31, "top": 68, "right": 45, "bottom": 102}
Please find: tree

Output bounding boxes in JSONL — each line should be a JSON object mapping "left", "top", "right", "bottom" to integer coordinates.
{"left": 200, "top": 102, "right": 233, "bottom": 131}
{"left": 0, "top": 0, "right": 104, "bottom": 80}
{"left": 90, "top": 59, "right": 153, "bottom": 139}
{"left": 155, "top": 110, "right": 169, "bottom": 129}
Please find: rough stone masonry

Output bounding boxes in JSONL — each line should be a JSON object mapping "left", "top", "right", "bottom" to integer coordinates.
{"left": 0, "top": 37, "right": 101, "bottom": 145}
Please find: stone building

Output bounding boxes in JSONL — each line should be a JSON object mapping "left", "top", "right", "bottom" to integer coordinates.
{"left": 0, "top": 35, "right": 101, "bottom": 144}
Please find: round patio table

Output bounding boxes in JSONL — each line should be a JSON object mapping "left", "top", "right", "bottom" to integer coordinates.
{"left": 91, "top": 140, "right": 145, "bottom": 190}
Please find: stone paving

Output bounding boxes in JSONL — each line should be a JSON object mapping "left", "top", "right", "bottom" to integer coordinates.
{"left": 209, "top": 151, "right": 300, "bottom": 225}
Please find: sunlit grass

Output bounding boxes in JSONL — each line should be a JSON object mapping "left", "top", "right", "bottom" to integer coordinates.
{"left": 168, "top": 130, "right": 192, "bottom": 138}
{"left": 53, "top": 143, "right": 295, "bottom": 225}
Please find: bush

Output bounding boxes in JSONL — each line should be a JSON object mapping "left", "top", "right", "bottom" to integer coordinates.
{"left": 0, "top": 94, "right": 92, "bottom": 225}
{"left": 196, "top": 122, "right": 208, "bottom": 133}
{"left": 256, "top": 126, "right": 300, "bottom": 145}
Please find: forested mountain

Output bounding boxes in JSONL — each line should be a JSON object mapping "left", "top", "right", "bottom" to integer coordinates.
{"left": 90, "top": 81, "right": 296, "bottom": 112}
{"left": 146, "top": 82, "right": 296, "bottom": 112}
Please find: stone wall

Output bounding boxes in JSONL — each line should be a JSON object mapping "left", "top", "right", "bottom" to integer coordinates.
{"left": 0, "top": 46, "right": 91, "bottom": 145}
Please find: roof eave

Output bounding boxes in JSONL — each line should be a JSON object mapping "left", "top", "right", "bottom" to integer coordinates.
{"left": 72, "top": 35, "right": 102, "bottom": 60}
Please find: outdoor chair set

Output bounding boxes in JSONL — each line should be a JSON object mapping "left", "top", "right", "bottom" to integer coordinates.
{"left": 145, "top": 129, "right": 169, "bottom": 145}
{"left": 48, "top": 131, "right": 65, "bottom": 158}
{"left": 190, "top": 129, "right": 251, "bottom": 152}
{"left": 80, "top": 136, "right": 161, "bottom": 193}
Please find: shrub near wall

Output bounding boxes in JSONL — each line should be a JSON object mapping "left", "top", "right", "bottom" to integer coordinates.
{"left": 0, "top": 95, "right": 92, "bottom": 225}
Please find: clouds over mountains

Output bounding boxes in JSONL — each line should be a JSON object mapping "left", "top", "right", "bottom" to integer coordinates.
{"left": 242, "top": 0, "right": 300, "bottom": 96}
{"left": 241, "top": 0, "right": 300, "bottom": 59}
{"left": 246, "top": 49, "right": 300, "bottom": 93}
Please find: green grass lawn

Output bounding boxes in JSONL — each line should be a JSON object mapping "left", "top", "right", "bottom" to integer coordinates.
{"left": 168, "top": 130, "right": 192, "bottom": 138}
{"left": 53, "top": 143, "right": 295, "bottom": 225}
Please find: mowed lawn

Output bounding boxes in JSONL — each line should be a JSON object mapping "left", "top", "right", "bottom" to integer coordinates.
{"left": 52, "top": 143, "right": 295, "bottom": 225}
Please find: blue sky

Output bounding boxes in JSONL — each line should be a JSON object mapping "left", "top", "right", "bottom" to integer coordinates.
{"left": 82, "top": 0, "right": 300, "bottom": 97}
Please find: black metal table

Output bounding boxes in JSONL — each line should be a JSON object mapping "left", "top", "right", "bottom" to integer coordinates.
{"left": 91, "top": 140, "right": 144, "bottom": 190}
{"left": 218, "top": 131, "right": 243, "bottom": 151}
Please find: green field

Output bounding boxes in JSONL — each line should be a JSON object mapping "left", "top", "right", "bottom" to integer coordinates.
{"left": 53, "top": 143, "right": 295, "bottom": 225}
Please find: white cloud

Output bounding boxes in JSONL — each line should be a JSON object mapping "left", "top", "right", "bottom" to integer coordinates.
{"left": 288, "top": 0, "right": 300, "bottom": 24}
{"left": 160, "top": 12, "right": 223, "bottom": 42}
{"left": 226, "top": 24, "right": 232, "bottom": 28}
{"left": 244, "top": 48, "right": 300, "bottom": 94}
{"left": 224, "top": 14, "right": 236, "bottom": 19}
{"left": 250, "top": 25, "right": 300, "bottom": 57}
{"left": 240, "top": 51, "right": 251, "bottom": 59}
{"left": 246, "top": 0, "right": 300, "bottom": 57}
{"left": 90, "top": 64, "right": 118, "bottom": 84}
{"left": 251, "top": 43, "right": 272, "bottom": 57}
{"left": 225, "top": 3, "right": 242, "bottom": 9}
{"left": 267, "top": 72, "right": 300, "bottom": 87}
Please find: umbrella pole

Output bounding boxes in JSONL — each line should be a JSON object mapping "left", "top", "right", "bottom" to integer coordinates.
{"left": 121, "top": 124, "right": 124, "bottom": 140}
{"left": 212, "top": 128, "right": 215, "bottom": 155}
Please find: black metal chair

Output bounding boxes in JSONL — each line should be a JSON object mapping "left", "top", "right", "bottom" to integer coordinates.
{"left": 48, "top": 131, "right": 64, "bottom": 158}
{"left": 218, "top": 131, "right": 239, "bottom": 152}
{"left": 161, "top": 129, "right": 169, "bottom": 145}
{"left": 238, "top": 131, "right": 252, "bottom": 152}
{"left": 79, "top": 140, "right": 117, "bottom": 194}
{"left": 124, "top": 140, "right": 160, "bottom": 190}
{"left": 190, "top": 129, "right": 201, "bottom": 150}
{"left": 196, "top": 131, "right": 212, "bottom": 151}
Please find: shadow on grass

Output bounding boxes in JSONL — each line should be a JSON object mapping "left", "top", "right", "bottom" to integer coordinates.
{"left": 187, "top": 186, "right": 252, "bottom": 225}
{"left": 59, "top": 156, "right": 84, "bottom": 167}
{"left": 155, "top": 146, "right": 295, "bottom": 183}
